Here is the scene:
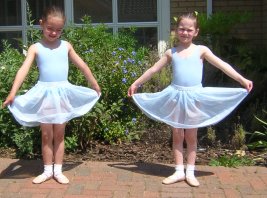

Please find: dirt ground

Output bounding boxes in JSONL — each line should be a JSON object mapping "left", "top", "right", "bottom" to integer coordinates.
{"left": 1, "top": 125, "right": 266, "bottom": 167}
{"left": 64, "top": 125, "right": 267, "bottom": 167}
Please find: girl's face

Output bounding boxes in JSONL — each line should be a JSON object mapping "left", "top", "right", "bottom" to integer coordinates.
{"left": 40, "top": 16, "right": 65, "bottom": 43}
{"left": 176, "top": 18, "right": 199, "bottom": 45}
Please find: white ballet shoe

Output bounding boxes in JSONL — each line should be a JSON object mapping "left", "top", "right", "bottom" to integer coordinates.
{"left": 32, "top": 174, "right": 52, "bottom": 184}
{"left": 186, "top": 176, "right": 200, "bottom": 187}
{"left": 54, "top": 173, "right": 69, "bottom": 184}
{"left": 162, "top": 173, "right": 185, "bottom": 184}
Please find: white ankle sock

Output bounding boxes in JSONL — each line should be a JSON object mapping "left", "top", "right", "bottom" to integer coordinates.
{"left": 43, "top": 164, "right": 53, "bottom": 177}
{"left": 174, "top": 164, "right": 185, "bottom": 177}
{"left": 186, "top": 164, "right": 195, "bottom": 178}
{"left": 54, "top": 164, "right": 63, "bottom": 176}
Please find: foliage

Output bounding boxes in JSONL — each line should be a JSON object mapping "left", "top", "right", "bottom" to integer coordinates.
{"left": 195, "top": 12, "right": 253, "bottom": 87}
{"left": 195, "top": 11, "right": 267, "bottom": 150}
{"left": 209, "top": 154, "right": 255, "bottom": 167}
{"left": 198, "top": 11, "right": 251, "bottom": 36}
{"left": 0, "top": 41, "right": 41, "bottom": 157}
{"left": 26, "top": 2, "right": 42, "bottom": 45}
{"left": 61, "top": 16, "right": 149, "bottom": 148}
{"left": 206, "top": 126, "right": 216, "bottom": 146}
{"left": 231, "top": 123, "right": 246, "bottom": 149}
{"left": 246, "top": 110, "right": 267, "bottom": 150}
{"left": 140, "top": 49, "right": 172, "bottom": 93}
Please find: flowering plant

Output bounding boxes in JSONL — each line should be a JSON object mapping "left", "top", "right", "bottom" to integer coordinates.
{"left": 64, "top": 16, "right": 149, "bottom": 145}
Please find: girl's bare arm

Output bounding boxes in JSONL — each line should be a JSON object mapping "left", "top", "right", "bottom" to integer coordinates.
{"left": 201, "top": 46, "right": 253, "bottom": 92}
{"left": 67, "top": 42, "right": 101, "bottom": 95}
{"left": 128, "top": 50, "right": 172, "bottom": 96}
{"left": 3, "top": 45, "right": 36, "bottom": 107}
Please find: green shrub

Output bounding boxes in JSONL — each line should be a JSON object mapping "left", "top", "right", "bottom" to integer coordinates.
{"left": 0, "top": 41, "right": 41, "bottom": 157}
{"left": 61, "top": 16, "right": 149, "bottom": 148}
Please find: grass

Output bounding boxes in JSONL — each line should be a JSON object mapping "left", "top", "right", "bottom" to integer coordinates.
{"left": 209, "top": 154, "right": 255, "bottom": 168}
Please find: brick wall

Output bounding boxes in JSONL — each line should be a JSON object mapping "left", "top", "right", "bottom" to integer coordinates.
{"left": 212, "top": 0, "right": 264, "bottom": 47}
{"left": 170, "top": 0, "right": 206, "bottom": 27}
{"left": 170, "top": 0, "right": 266, "bottom": 48}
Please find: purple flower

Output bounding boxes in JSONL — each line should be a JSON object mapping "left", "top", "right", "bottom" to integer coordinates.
{"left": 125, "top": 129, "right": 129, "bottom": 135}
{"left": 123, "top": 68, "right": 128, "bottom": 74}
{"left": 131, "top": 72, "right": 136, "bottom": 77}
{"left": 112, "top": 51, "right": 116, "bottom": 56}
{"left": 127, "top": 58, "right": 134, "bottom": 64}
{"left": 132, "top": 51, "right": 136, "bottom": 56}
{"left": 132, "top": 118, "right": 137, "bottom": 123}
{"left": 122, "top": 78, "right": 127, "bottom": 84}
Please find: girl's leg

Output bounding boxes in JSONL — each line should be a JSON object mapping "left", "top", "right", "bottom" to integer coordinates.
{"left": 33, "top": 124, "right": 54, "bottom": 184}
{"left": 162, "top": 128, "right": 185, "bottom": 184}
{"left": 53, "top": 123, "right": 66, "bottom": 164}
{"left": 184, "top": 128, "right": 199, "bottom": 187}
{"left": 184, "top": 128, "right": 197, "bottom": 165}
{"left": 172, "top": 128, "right": 185, "bottom": 165}
{"left": 53, "top": 123, "right": 69, "bottom": 184}
{"left": 41, "top": 124, "right": 54, "bottom": 164}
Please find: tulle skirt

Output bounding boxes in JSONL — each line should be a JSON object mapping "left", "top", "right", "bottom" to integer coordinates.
{"left": 8, "top": 81, "right": 100, "bottom": 127}
{"left": 132, "top": 84, "right": 248, "bottom": 128}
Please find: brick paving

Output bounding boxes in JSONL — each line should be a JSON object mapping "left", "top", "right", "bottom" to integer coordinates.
{"left": 0, "top": 158, "right": 266, "bottom": 198}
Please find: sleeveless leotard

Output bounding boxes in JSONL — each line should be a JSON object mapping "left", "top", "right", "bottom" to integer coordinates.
{"left": 36, "top": 40, "right": 69, "bottom": 82}
{"left": 171, "top": 47, "right": 203, "bottom": 86}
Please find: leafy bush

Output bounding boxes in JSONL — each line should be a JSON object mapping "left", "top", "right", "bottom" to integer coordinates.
{"left": 193, "top": 11, "right": 267, "bottom": 148}
{"left": 0, "top": 41, "right": 41, "bottom": 157}
{"left": 195, "top": 12, "right": 253, "bottom": 87}
{"left": 62, "top": 17, "right": 149, "bottom": 148}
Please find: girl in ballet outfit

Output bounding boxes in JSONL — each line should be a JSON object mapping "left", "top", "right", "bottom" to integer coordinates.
{"left": 3, "top": 6, "right": 101, "bottom": 184}
{"left": 128, "top": 12, "right": 253, "bottom": 187}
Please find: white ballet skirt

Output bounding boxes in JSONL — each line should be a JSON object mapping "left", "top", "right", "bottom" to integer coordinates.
{"left": 132, "top": 83, "right": 248, "bottom": 128}
{"left": 8, "top": 81, "right": 100, "bottom": 127}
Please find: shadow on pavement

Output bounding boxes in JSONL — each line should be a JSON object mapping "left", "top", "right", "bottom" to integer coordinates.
{"left": 108, "top": 162, "right": 214, "bottom": 177}
{"left": 0, "top": 159, "right": 82, "bottom": 179}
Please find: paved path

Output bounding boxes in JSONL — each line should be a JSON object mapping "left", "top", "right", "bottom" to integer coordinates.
{"left": 0, "top": 158, "right": 266, "bottom": 198}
